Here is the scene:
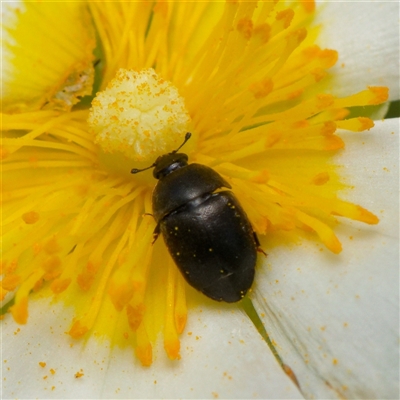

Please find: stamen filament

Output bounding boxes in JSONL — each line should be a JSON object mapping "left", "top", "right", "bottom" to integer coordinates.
{"left": 136, "top": 322, "right": 152, "bottom": 367}
{"left": 2, "top": 0, "right": 389, "bottom": 369}
{"left": 164, "top": 259, "right": 181, "bottom": 360}
{"left": 2, "top": 160, "right": 92, "bottom": 172}
{"left": 295, "top": 210, "right": 342, "bottom": 253}
{"left": 70, "top": 206, "right": 134, "bottom": 336}
{"left": 174, "top": 273, "right": 187, "bottom": 335}
{"left": 2, "top": 138, "right": 96, "bottom": 161}
{"left": 336, "top": 117, "right": 374, "bottom": 132}
{"left": 11, "top": 269, "right": 44, "bottom": 324}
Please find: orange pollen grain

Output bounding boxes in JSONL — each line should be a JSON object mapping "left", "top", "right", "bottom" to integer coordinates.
{"left": 165, "top": 337, "right": 181, "bottom": 360}
{"left": 321, "top": 121, "right": 337, "bottom": 136}
{"left": 276, "top": 9, "right": 294, "bottom": 28}
{"left": 108, "top": 282, "right": 135, "bottom": 312}
{"left": 136, "top": 343, "right": 152, "bottom": 367}
{"left": 249, "top": 79, "right": 274, "bottom": 99}
{"left": 76, "top": 271, "right": 96, "bottom": 291}
{"left": 1, "top": 274, "right": 21, "bottom": 291}
{"left": 237, "top": 17, "right": 253, "bottom": 40}
{"left": 75, "top": 371, "right": 84, "bottom": 378}
{"left": 301, "top": 0, "right": 316, "bottom": 13}
{"left": 44, "top": 237, "right": 61, "bottom": 254}
{"left": 126, "top": 303, "right": 146, "bottom": 331}
{"left": 68, "top": 321, "right": 89, "bottom": 338}
{"left": 22, "top": 211, "right": 40, "bottom": 224}
{"left": 311, "top": 172, "right": 330, "bottom": 186}
{"left": 42, "top": 256, "right": 61, "bottom": 273}
{"left": 50, "top": 278, "right": 72, "bottom": 294}
{"left": 311, "top": 68, "right": 327, "bottom": 82}
{"left": 254, "top": 23, "right": 270, "bottom": 43}
{"left": 319, "top": 49, "right": 338, "bottom": 67}
{"left": 358, "top": 117, "right": 374, "bottom": 131}
{"left": 367, "top": 86, "right": 389, "bottom": 104}
{"left": 356, "top": 206, "right": 379, "bottom": 225}
{"left": 317, "top": 94, "right": 334, "bottom": 109}
{"left": 175, "top": 313, "right": 187, "bottom": 334}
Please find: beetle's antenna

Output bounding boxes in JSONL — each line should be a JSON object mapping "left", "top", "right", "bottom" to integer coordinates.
{"left": 131, "top": 163, "right": 156, "bottom": 174}
{"left": 131, "top": 132, "right": 191, "bottom": 174}
{"left": 172, "top": 132, "right": 191, "bottom": 154}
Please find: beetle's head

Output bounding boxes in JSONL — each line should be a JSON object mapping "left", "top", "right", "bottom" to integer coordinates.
{"left": 131, "top": 132, "right": 191, "bottom": 180}
{"left": 152, "top": 152, "right": 188, "bottom": 179}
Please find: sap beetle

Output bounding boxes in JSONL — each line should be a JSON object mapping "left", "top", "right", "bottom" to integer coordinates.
{"left": 131, "top": 132, "right": 263, "bottom": 302}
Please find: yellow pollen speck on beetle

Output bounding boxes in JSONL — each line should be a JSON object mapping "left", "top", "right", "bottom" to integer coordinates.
{"left": 1, "top": 0, "right": 388, "bottom": 367}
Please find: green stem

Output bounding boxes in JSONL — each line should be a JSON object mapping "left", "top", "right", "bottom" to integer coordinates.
{"left": 241, "top": 295, "right": 284, "bottom": 368}
{"left": 241, "top": 295, "right": 301, "bottom": 390}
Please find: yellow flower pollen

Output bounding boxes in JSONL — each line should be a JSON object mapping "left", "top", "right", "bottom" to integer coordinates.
{"left": 1, "top": 0, "right": 388, "bottom": 367}
{"left": 88, "top": 68, "right": 190, "bottom": 161}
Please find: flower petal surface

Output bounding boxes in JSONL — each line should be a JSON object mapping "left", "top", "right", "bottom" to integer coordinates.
{"left": 253, "top": 118, "right": 399, "bottom": 399}
{"left": 316, "top": 1, "right": 400, "bottom": 101}
{"left": 2, "top": 299, "right": 304, "bottom": 399}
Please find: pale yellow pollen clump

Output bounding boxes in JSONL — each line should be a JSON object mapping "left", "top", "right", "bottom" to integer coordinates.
{"left": 88, "top": 68, "right": 190, "bottom": 161}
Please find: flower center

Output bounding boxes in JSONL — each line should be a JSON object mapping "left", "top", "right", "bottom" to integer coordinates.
{"left": 2, "top": 0, "right": 388, "bottom": 370}
{"left": 88, "top": 68, "right": 191, "bottom": 162}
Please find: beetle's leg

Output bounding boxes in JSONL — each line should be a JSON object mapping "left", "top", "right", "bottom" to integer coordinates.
{"left": 253, "top": 231, "right": 267, "bottom": 257}
{"left": 152, "top": 223, "right": 161, "bottom": 244}
{"left": 143, "top": 213, "right": 159, "bottom": 244}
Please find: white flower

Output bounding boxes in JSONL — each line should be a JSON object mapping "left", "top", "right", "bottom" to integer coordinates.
{"left": 1, "top": 1, "right": 398, "bottom": 399}
{"left": 253, "top": 116, "right": 399, "bottom": 399}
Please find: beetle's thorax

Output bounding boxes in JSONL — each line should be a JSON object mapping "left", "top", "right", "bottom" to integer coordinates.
{"left": 153, "top": 152, "right": 188, "bottom": 179}
{"left": 152, "top": 163, "right": 232, "bottom": 222}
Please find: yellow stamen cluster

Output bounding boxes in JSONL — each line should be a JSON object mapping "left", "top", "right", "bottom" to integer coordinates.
{"left": 2, "top": 2, "right": 95, "bottom": 112}
{"left": 1, "top": 0, "right": 387, "bottom": 366}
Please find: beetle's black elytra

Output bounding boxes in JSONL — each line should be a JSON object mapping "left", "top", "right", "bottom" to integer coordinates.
{"left": 131, "top": 132, "right": 261, "bottom": 303}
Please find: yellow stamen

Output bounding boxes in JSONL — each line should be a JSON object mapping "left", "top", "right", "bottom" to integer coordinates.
{"left": 68, "top": 320, "right": 89, "bottom": 339}
{"left": 296, "top": 210, "right": 342, "bottom": 254}
{"left": 2, "top": 3, "right": 95, "bottom": 112}
{"left": 50, "top": 278, "right": 72, "bottom": 295}
{"left": 11, "top": 269, "right": 44, "bottom": 324}
{"left": 174, "top": 273, "right": 188, "bottom": 335}
{"left": 136, "top": 323, "right": 153, "bottom": 367}
{"left": 2, "top": 0, "right": 389, "bottom": 367}
{"left": 1, "top": 274, "right": 22, "bottom": 291}
{"left": 336, "top": 87, "right": 389, "bottom": 107}
{"left": 164, "top": 259, "right": 181, "bottom": 360}
{"left": 11, "top": 296, "right": 29, "bottom": 325}
{"left": 336, "top": 117, "right": 374, "bottom": 132}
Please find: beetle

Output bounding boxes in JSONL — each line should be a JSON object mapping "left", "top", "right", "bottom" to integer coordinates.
{"left": 131, "top": 132, "right": 262, "bottom": 302}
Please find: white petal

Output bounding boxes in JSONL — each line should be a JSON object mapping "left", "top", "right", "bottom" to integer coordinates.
{"left": 255, "top": 120, "right": 399, "bottom": 398}
{"left": 252, "top": 118, "right": 399, "bottom": 399}
{"left": 315, "top": 1, "right": 400, "bottom": 101}
{"left": 2, "top": 298, "right": 303, "bottom": 399}
{"left": 103, "top": 305, "right": 303, "bottom": 399}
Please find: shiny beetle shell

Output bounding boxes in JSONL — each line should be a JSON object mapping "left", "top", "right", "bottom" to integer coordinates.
{"left": 132, "top": 133, "right": 260, "bottom": 302}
